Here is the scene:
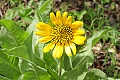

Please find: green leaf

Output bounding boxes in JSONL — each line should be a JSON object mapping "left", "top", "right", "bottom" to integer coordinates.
{"left": 18, "top": 8, "right": 32, "bottom": 18}
{"left": 77, "top": 72, "right": 87, "bottom": 80}
{"left": 0, "top": 20, "right": 29, "bottom": 46}
{"left": 87, "top": 8, "right": 95, "bottom": 18}
{"left": 32, "top": 64, "right": 51, "bottom": 80}
{"left": 45, "top": 65, "right": 58, "bottom": 80}
{"left": 72, "top": 47, "right": 94, "bottom": 68}
{"left": 35, "top": 42, "right": 44, "bottom": 59}
{"left": 5, "top": 9, "right": 17, "bottom": 20}
{"left": 61, "top": 61, "right": 87, "bottom": 80}
{"left": 63, "top": 56, "right": 72, "bottom": 71}
{"left": 23, "top": 32, "right": 33, "bottom": 59}
{"left": 102, "top": 0, "right": 110, "bottom": 4}
{"left": 83, "top": 68, "right": 107, "bottom": 80}
{"left": 39, "top": 75, "right": 51, "bottom": 80}
{"left": 0, "top": 27, "right": 17, "bottom": 49}
{"left": 19, "top": 71, "right": 39, "bottom": 80}
{"left": 0, "top": 75, "right": 10, "bottom": 80}
{"left": 44, "top": 51, "right": 57, "bottom": 70}
{"left": 19, "top": 57, "right": 51, "bottom": 80}
{"left": 44, "top": 53, "right": 58, "bottom": 79}
{"left": 26, "top": 13, "right": 39, "bottom": 34}
{"left": 19, "top": 59, "right": 41, "bottom": 80}
{"left": 107, "top": 77, "right": 115, "bottom": 80}
{"left": 39, "top": 0, "right": 52, "bottom": 13}
{"left": 31, "top": 53, "right": 46, "bottom": 68}
{"left": 26, "top": 29, "right": 46, "bottom": 68}
{"left": 26, "top": 0, "right": 51, "bottom": 34}
{"left": 92, "top": 29, "right": 111, "bottom": 46}
{"left": 79, "top": 10, "right": 87, "bottom": 20}
{"left": 0, "top": 50, "right": 21, "bottom": 79}
{"left": 5, "top": 45, "right": 30, "bottom": 60}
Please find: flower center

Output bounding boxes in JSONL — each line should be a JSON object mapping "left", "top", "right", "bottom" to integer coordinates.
{"left": 51, "top": 24, "right": 73, "bottom": 45}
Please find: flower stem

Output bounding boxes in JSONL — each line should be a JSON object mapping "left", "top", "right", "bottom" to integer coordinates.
{"left": 58, "top": 56, "right": 63, "bottom": 80}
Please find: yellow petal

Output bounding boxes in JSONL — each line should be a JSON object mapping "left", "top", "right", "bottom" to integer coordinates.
{"left": 43, "top": 43, "right": 55, "bottom": 53}
{"left": 73, "top": 36, "right": 86, "bottom": 45}
{"left": 73, "top": 30, "right": 85, "bottom": 35}
{"left": 53, "top": 45, "right": 63, "bottom": 58}
{"left": 38, "top": 36, "right": 52, "bottom": 43}
{"left": 50, "top": 12, "right": 57, "bottom": 25}
{"left": 36, "top": 22, "right": 52, "bottom": 31}
{"left": 56, "top": 11, "right": 62, "bottom": 24}
{"left": 63, "top": 11, "right": 68, "bottom": 25}
{"left": 70, "top": 43, "right": 76, "bottom": 55}
{"left": 71, "top": 21, "right": 83, "bottom": 29}
{"left": 66, "top": 16, "right": 72, "bottom": 25}
{"left": 35, "top": 31, "right": 50, "bottom": 36}
{"left": 65, "top": 46, "right": 72, "bottom": 56}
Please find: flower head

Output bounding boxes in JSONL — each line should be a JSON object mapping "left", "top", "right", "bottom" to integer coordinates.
{"left": 35, "top": 11, "right": 86, "bottom": 58}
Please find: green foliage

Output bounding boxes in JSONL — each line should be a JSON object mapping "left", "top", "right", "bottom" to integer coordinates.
{"left": 0, "top": 50, "right": 21, "bottom": 79}
{"left": 69, "top": 10, "right": 87, "bottom": 20}
{"left": 0, "top": 0, "right": 119, "bottom": 79}
{"left": 0, "top": 20, "right": 29, "bottom": 46}
{"left": 61, "top": 61, "right": 87, "bottom": 80}
{"left": 83, "top": 68, "right": 107, "bottom": 80}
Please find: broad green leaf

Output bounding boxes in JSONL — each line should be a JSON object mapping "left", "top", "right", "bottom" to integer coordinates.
{"left": 19, "top": 56, "right": 50, "bottom": 80}
{"left": 5, "top": 45, "right": 30, "bottom": 60}
{"left": 61, "top": 61, "right": 87, "bottom": 80}
{"left": 32, "top": 64, "right": 51, "bottom": 80}
{"left": 31, "top": 53, "right": 46, "bottom": 68}
{"left": 23, "top": 32, "right": 33, "bottom": 59}
{"left": 4, "top": 41, "right": 46, "bottom": 69}
{"left": 19, "top": 57, "right": 51, "bottom": 80}
{"left": 0, "top": 27, "right": 17, "bottom": 49}
{"left": 19, "top": 59, "right": 40, "bottom": 80}
{"left": 0, "top": 50, "right": 21, "bottom": 79}
{"left": 0, "top": 20, "right": 29, "bottom": 46}
{"left": 83, "top": 68, "right": 107, "bottom": 80}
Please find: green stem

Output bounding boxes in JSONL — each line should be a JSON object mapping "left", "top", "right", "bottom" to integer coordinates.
{"left": 58, "top": 56, "right": 63, "bottom": 80}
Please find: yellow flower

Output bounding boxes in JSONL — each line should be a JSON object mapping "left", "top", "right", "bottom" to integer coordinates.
{"left": 35, "top": 11, "right": 86, "bottom": 58}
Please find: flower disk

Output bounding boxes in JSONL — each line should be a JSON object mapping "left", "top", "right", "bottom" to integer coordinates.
{"left": 35, "top": 11, "right": 86, "bottom": 58}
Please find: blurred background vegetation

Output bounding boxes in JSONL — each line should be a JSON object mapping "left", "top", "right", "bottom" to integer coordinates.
{"left": 0, "top": 0, "right": 120, "bottom": 79}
